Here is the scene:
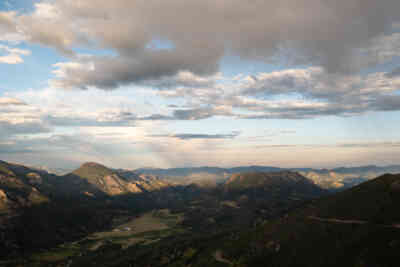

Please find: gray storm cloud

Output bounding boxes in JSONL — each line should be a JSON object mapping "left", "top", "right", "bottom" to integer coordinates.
{"left": 2, "top": 0, "right": 400, "bottom": 90}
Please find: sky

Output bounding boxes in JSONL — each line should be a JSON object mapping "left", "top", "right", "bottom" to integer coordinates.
{"left": 1, "top": 0, "right": 400, "bottom": 170}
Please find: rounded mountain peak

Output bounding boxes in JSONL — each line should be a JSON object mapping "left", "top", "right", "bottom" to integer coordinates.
{"left": 80, "top": 162, "right": 107, "bottom": 168}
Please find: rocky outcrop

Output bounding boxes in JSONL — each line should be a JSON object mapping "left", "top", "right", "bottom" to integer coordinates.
{"left": 0, "top": 189, "right": 8, "bottom": 202}
{"left": 26, "top": 173, "right": 42, "bottom": 185}
{"left": 0, "top": 189, "right": 8, "bottom": 210}
{"left": 71, "top": 163, "right": 173, "bottom": 196}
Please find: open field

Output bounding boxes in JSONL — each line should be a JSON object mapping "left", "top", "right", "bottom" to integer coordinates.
{"left": 86, "top": 209, "right": 184, "bottom": 248}
{"left": 26, "top": 209, "right": 185, "bottom": 264}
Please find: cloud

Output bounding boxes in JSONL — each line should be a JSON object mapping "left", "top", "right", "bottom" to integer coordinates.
{"left": 43, "top": 110, "right": 137, "bottom": 127}
{"left": 0, "top": 101, "right": 50, "bottom": 140}
{"left": 0, "top": 44, "right": 30, "bottom": 64}
{"left": 362, "top": 33, "right": 400, "bottom": 67}
{"left": 238, "top": 67, "right": 400, "bottom": 101}
{"left": 0, "top": 133, "right": 129, "bottom": 168}
{"left": 279, "top": 130, "right": 296, "bottom": 134}
{"left": 0, "top": 120, "right": 50, "bottom": 139}
{"left": 336, "top": 142, "right": 400, "bottom": 148}
{"left": 371, "top": 95, "right": 400, "bottom": 111}
{"left": 0, "top": 11, "right": 25, "bottom": 43}
{"left": 167, "top": 104, "right": 179, "bottom": 108}
{"left": 199, "top": 67, "right": 400, "bottom": 119}
{"left": 140, "top": 71, "right": 221, "bottom": 90}
{"left": 255, "top": 144, "right": 299, "bottom": 149}
{"left": 172, "top": 106, "right": 232, "bottom": 120}
{"left": 133, "top": 106, "right": 233, "bottom": 121}
{"left": 0, "top": 97, "right": 27, "bottom": 106}
{"left": 8, "top": 61, "right": 400, "bottom": 127}
{"left": 2, "top": 1, "right": 400, "bottom": 89}
{"left": 386, "top": 67, "right": 400, "bottom": 78}
{"left": 137, "top": 114, "right": 173, "bottom": 121}
{"left": 255, "top": 142, "right": 400, "bottom": 149}
{"left": 149, "top": 131, "right": 240, "bottom": 140}
{"left": 0, "top": 11, "right": 18, "bottom": 33}
{"left": 50, "top": 51, "right": 220, "bottom": 90}
{"left": 0, "top": 90, "right": 144, "bottom": 146}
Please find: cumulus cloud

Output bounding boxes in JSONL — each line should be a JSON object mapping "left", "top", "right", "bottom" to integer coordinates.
{"left": 362, "top": 33, "right": 400, "bottom": 67}
{"left": 49, "top": 51, "right": 220, "bottom": 90}
{"left": 3, "top": 1, "right": 400, "bottom": 169}
{"left": 116, "top": 66, "right": 400, "bottom": 120}
{"left": 143, "top": 71, "right": 222, "bottom": 90}
{"left": 0, "top": 11, "right": 18, "bottom": 33}
{"left": 163, "top": 67, "right": 400, "bottom": 120}
{"left": 0, "top": 97, "right": 27, "bottom": 106}
{"left": 238, "top": 67, "right": 399, "bottom": 101}
{"left": 2, "top": 0, "right": 400, "bottom": 89}
{"left": 51, "top": 60, "right": 221, "bottom": 90}
{"left": 0, "top": 11, "right": 25, "bottom": 43}
{"left": 0, "top": 44, "right": 30, "bottom": 64}
{"left": 236, "top": 68, "right": 400, "bottom": 118}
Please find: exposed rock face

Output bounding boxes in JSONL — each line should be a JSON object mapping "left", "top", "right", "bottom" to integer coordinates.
{"left": 27, "top": 173, "right": 42, "bottom": 185}
{"left": 0, "top": 162, "right": 50, "bottom": 210}
{"left": 83, "top": 191, "right": 95, "bottom": 197}
{"left": 0, "top": 189, "right": 8, "bottom": 210}
{"left": 103, "top": 175, "right": 126, "bottom": 195}
{"left": 126, "top": 183, "right": 142, "bottom": 193}
{"left": 71, "top": 162, "right": 173, "bottom": 196}
{"left": 98, "top": 174, "right": 147, "bottom": 195}
{"left": 0, "top": 189, "right": 8, "bottom": 202}
{"left": 136, "top": 174, "right": 170, "bottom": 191}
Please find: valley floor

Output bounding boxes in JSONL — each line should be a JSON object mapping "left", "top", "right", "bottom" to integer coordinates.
{"left": 8, "top": 209, "right": 185, "bottom": 266}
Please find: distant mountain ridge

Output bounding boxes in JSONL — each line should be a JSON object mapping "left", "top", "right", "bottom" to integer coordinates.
{"left": 4, "top": 159, "right": 400, "bottom": 192}
{"left": 225, "top": 171, "right": 320, "bottom": 191}
{"left": 0, "top": 159, "right": 328, "bottom": 259}
{"left": 136, "top": 164, "right": 400, "bottom": 189}
{"left": 3, "top": 158, "right": 399, "bottom": 266}
{"left": 221, "top": 171, "right": 326, "bottom": 207}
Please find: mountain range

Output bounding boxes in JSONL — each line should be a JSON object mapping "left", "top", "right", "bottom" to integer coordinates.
{"left": 40, "top": 162, "right": 400, "bottom": 190}
{"left": 0, "top": 159, "right": 399, "bottom": 266}
{"left": 136, "top": 164, "right": 400, "bottom": 189}
{"left": 57, "top": 173, "right": 400, "bottom": 267}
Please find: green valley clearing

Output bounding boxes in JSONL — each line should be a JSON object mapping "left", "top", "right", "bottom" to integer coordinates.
{"left": 29, "top": 209, "right": 184, "bottom": 264}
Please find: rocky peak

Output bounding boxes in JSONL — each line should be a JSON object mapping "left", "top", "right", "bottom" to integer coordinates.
{"left": 0, "top": 189, "right": 7, "bottom": 201}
